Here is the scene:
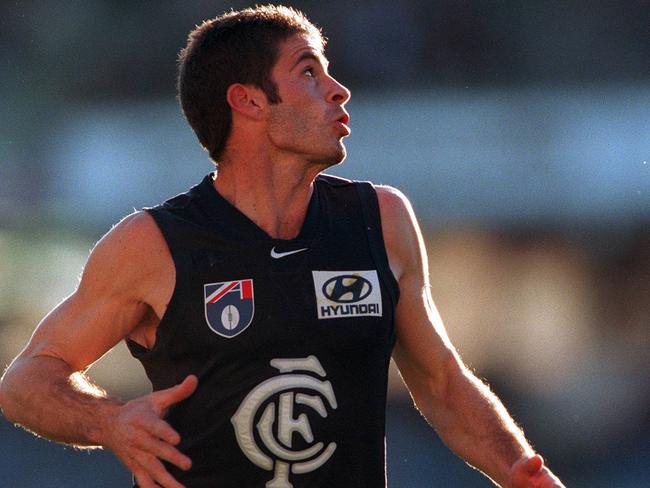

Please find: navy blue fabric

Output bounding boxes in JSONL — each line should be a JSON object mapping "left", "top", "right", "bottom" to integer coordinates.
{"left": 128, "top": 173, "right": 399, "bottom": 487}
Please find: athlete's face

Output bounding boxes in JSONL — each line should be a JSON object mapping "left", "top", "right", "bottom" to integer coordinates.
{"left": 266, "top": 34, "right": 351, "bottom": 167}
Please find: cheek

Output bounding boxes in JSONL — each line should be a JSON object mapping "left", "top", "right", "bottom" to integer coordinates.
{"left": 270, "top": 104, "right": 320, "bottom": 136}
{"left": 269, "top": 106, "right": 297, "bottom": 139}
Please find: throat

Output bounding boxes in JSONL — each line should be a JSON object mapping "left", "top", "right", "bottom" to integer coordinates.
{"left": 214, "top": 172, "right": 318, "bottom": 241}
{"left": 255, "top": 213, "right": 306, "bottom": 240}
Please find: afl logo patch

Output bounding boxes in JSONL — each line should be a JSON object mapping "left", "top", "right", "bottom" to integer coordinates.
{"left": 204, "top": 279, "right": 254, "bottom": 338}
{"left": 312, "top": 270, "right": 382, "bottom": 319}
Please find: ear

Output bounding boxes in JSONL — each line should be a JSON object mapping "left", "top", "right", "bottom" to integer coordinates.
{"left": 226, "top": 83, "right": 267, "bottom": 120}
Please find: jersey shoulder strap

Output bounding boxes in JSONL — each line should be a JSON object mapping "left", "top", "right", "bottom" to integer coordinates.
{"left": 355, "top": 181, "right": 400, "bottom": 308}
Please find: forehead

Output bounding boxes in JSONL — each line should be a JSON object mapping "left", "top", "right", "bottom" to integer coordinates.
{"left": 275, "top": 34, "right": 326, "bottom": 68}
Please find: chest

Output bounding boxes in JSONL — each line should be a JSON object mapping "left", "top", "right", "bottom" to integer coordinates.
{"left": 176, "top": 234, "right": 395, "bottom": 362}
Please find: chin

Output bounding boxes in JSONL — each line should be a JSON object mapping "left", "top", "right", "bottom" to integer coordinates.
{"left": 307, "top": 144, "right": 347, "bottom": 169}
{"left": 330, "top": 141, "right": 348, "bottom": 164}
{"left": 321, "top": 152, "right": 347, "bottom": 169}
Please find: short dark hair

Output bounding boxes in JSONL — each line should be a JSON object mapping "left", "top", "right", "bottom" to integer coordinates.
{"left": 177, "top": 5, "right": 325, "bottom": 164}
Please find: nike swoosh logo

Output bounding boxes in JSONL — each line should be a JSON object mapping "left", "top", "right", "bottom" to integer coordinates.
{"left": 270, "top": 246, "right": 308, "bottom": 259}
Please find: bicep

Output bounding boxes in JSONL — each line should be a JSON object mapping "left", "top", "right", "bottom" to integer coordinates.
{"left": 20, "top": 212, "right": 170, "bottom": 372}
{"left": 377, "top": 186, "right": 457, "bottom": 396}
{"left": 23, "top": 285, "right": 151, "bottom": 372}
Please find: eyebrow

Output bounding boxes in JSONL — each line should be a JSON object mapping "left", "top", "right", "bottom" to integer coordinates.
{"left": 290, "top": 51, "right": 329, "bottom": 71}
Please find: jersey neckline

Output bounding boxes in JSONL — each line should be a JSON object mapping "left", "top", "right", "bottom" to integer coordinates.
{"left": 194, "top": 172, "right": 322, "bottom": 244}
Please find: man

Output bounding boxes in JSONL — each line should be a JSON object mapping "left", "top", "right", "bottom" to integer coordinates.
{"left": 0, "top": 5, "right": 565, "bottom": 488}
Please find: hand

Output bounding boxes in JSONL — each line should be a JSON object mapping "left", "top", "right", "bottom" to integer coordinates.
{"left": 104, "top": 375, "right": 199, "bottom": 488}
{"left": 509, "top": 454, "right": 566, "bottom": 488}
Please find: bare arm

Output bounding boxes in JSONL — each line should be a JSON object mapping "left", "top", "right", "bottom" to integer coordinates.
{"left": 377, "top": 186, "right": 564, "bottom": 488}
{"left": 0, "top": 212, "right": 196, "bottom": 488}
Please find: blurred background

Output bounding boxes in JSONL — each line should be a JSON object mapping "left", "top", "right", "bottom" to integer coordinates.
{"left": 1, "top": 1, "right": 649, "bottom": 486}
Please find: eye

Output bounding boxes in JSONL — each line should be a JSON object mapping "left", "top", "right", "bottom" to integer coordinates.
{"left": 303, "top": 66, "right": 316, "bottom": 77}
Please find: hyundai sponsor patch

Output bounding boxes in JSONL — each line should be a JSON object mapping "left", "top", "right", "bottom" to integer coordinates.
{"left": 204, "top": 279, "right": 255, "bottom": 337}
{"left": 312, "top": 270, "right": 382, "bottom": 319}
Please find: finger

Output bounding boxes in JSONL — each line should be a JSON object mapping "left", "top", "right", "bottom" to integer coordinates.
{"left": 509, "top": 454, "right": 543, "bottom": 487}
{"left": 153, "top": 375, "right": 199, "bottom": 410}
{"left": 145, "top": 435, "right": 192, "bottom": 471}
{"left": 540, "top": 466, "right": 566, "bottom": 487}
{"left": 128, "top": 421, "right": 191, "bottom": 470}
{"left": 148, "top": 418, "right": 182, "bottom": 446}
{"left": 133, "top": 469, "right": 157, "bottom": 488}
{"left": 526, "top": 454, "right": 544, "bottom": 475}
{"left": 135, "top": 452, "right": 186, "bottom": 488}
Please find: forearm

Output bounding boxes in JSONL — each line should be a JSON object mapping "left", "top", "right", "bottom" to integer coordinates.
{"left": 0, "top": 355, "right": 120, "bottom": 448}
{"left": 415, "top": 355, "right": 533, "bottom": 486}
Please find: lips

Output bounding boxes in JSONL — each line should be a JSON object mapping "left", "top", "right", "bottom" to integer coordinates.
{"left": 334, "top": 112, "right": 351, "bottom": 136}
{"left": 337, "top": 113, "right": 350, "bottom": 126}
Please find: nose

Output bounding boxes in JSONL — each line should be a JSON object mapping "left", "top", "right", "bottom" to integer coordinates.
{"left": 328, "top": 75, "right": 351, "bottom": 105}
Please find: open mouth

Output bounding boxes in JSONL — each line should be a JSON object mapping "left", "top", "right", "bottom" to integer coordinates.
{"left": 337, "top": 113, "right": 350, "bottom": 126}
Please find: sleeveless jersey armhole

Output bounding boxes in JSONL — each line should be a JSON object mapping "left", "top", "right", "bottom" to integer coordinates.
{"left": 126, "top": 208, "right": 190, "bottom": 359}
{"left": 355, "top": 182, "right": 400, "bottom": 309}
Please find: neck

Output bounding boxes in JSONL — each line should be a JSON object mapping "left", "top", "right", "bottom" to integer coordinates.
{"left": 214, "top": 152, "right": 325, "bottom": 240}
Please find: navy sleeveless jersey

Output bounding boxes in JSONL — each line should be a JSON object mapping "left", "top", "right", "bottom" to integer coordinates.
{"left": 127, "top": 173, "right": 399, "bottom": 488}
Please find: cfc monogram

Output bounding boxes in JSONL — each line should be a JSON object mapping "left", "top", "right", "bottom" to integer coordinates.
{"left": 231, "top": 356, "right": 338, "bottom": 488}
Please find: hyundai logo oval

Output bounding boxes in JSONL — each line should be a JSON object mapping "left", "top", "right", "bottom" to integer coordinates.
{"left": 322, "top": 275, "right": 372, "bottom": 303}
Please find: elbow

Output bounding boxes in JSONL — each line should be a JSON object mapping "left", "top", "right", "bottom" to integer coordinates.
{"left": 425, "top": 348, "right": 463, "bottom": 403}
{"left": 0, "top": 356, "right": 37, "bottom": 424}
{"left": 0, "top": 364, "right": 17, "bottom": 423}
{"left": 404, "top": 348, "right": 460, "bottom": 416}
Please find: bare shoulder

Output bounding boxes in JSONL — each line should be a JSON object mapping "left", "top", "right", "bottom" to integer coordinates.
{"left": 85, "top": 211, "right": 167, "bottom": 273}
{"left": 373, "top": 185, "right": 422, "bottom": 281}
{"left": 96, "top": 210, "right": 166, "bottom": 253}
{"left": 374, "top": 184, "right": 412, "bottom": 213}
